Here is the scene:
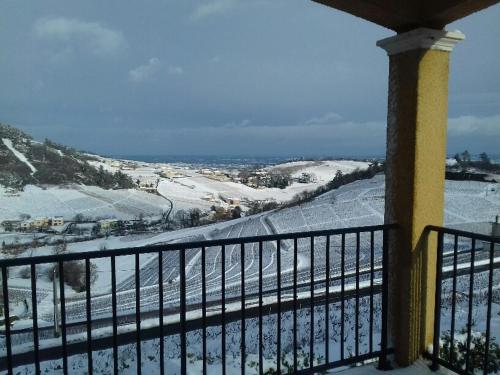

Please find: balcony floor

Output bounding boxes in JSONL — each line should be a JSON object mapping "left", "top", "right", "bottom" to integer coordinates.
{"left": 331, "top": 359, "right": 456, "bottom": 374}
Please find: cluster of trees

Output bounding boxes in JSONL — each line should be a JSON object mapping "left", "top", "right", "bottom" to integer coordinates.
{"left": 0, "top": 123, "right": 32, "bottom": 140}
{"left": 448, "top": 151, "right": 498, "bottom": 181}
{"left": 238, "top": 168, "right": 292, "bottom": 189}
{"left": 91, "top": 166, "right": 135, "bottom": 189}
{"left": 454, "top": 151, "right": 499, "bottom": 172}
{"left": 47, "top": 242, "right": 98, "bottom": 292}
{"left": 43, "top": 138, "right": 97, "bottom": 162}
{"left": 247, "top": 200, "right": 281, "bottom": 215}
{"left": 48, "top": 260, "right": 98, "bottom": 292}
{"left": 265, "top": 172, "right": 292, "bottom": 189}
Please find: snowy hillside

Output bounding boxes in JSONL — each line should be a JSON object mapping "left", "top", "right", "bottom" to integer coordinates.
{"left": 0, "top": 184, "right": 172, "bottom": 221}
{"left": 5, "top": 175, "right": 498, "bottom": 297}
{"left": 0, "top": 123, "right": 134, "bottom": 190}
{"left": 265, "top": 174, "right": 500, "bottom": 231}
{"left": 266, "top": 160, "right": 369, "bottom": 184}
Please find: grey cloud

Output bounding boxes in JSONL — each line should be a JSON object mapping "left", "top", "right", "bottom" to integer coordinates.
{"left": 128, "top": 58, "right": 162, "bottom": 82}
{"left": 33, "top": 17, "right": 127, "bottom": 57}
{"left": 190, "top": 0, "right": 238, "bottom": 21}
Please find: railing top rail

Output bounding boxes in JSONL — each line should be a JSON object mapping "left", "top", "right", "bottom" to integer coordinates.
{"left": 426, "top": 225, "right": 500, "bottom": 243}
{"left": 0, "top": 224, "right": 397, "bottom": 267}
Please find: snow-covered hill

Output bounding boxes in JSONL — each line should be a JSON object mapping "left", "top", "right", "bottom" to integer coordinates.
{"left": 0, "top": 123, "right": 134, "bottom": 190}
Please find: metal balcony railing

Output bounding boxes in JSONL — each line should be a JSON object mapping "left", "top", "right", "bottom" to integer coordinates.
{"left": 0, "top": 224, "right": 395, "bottom": 375}
{"left": 429, "top": 226, "right": 500, "bottom": 375}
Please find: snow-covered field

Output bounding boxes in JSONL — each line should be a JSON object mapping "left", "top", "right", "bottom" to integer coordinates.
{"left": 2, "top": 175, "right": 499, "bottom": 374}
{"left": 0, "top": 185, "right": 171, "bottom": 221}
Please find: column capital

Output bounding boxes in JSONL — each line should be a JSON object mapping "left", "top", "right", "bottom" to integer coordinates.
{"left": 377, "top": 28, "right": 465, "bottom": 56}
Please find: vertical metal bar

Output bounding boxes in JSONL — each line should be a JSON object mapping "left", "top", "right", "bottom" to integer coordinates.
{"left": 483, "top": 241, "right": 495, "bottom": 375}
{"left": 369, "top": 231, "right": 375, "bottom": 355}
{"left": 159, "top": 251, "right": 165, "bottom": 375}
{"left": 258, "top": 241, "right": 263, "bottom": 375}
{"left": 355, "top": 232, "right": 360, "bottom": 357}
{"left": 221, "top": 245, "right": 226, "bottom": 375}
{"left": 378, "top": 228, "right": 390, "bottom": 370}
{"left": 85, "top": 258, "right": 93, "bottom": 375}
{"left": 325, "top": 235, "right": 330, "bottom": 365}
{"left": 431, "top": 231, "right": 444, "bottom": 371}
{"left": 449, "top": 234, "right": 458, "bottom": 365}
{"left": 2, "top": 266, "right": 13, "bottom": 375}
{"left": 31, "top": 264, "right": 40, "bottom": 375}
{"left": 111, "top": 256, "right": 118, "bottom": 375}
{"left": 135, "top": 253, "right": 142, "bottom": 375}
{"left": 180, "top": 249, "right": 187, "bottom": 375}
{"left": 309, "top": 236, "right": 314, "bottom": 371}
{"left": 293, "top": 238, "right": 298, "bottom": 373}
{"left": 240, "top": 243, "right": 246, "bottom": 375}
{"left": 465, "top": 238, "right": 476, "bottom": 372}
{"left": 58, "top": 261, "right": 68, "bottom": 375}
{"left": 202, "top": 247, "right": 207, "bottom": 375}
{"left": 465, "top": 238, "right": 476, "bottom": 374}
{"left": 340, "top": 233, "right": 345, "bottom": 361}
{"left": 277, "top": 240, "right": 281, "bottom": 374}
{"left": 53, "top": 268, "right": 60, "bottom": 338}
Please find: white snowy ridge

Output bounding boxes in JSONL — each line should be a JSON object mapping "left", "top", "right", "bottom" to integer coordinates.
{"left": 1, "top": 138, "right": 37, "bottom": 175}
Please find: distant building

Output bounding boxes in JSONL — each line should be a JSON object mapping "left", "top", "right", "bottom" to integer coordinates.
{"left": 1, "top": 220, "right": 21, "bottom": 231}
{"left": 17, "top": 217, "right": 49, "bottom": 231}
{"left": 20, "top": 221, "right": 33, "bottom": 231}
{"left": 33, "top": 218, "right": 49, "bottom": 228}
{"left": 50, "top": 217, "right": 64, "bottom": 226}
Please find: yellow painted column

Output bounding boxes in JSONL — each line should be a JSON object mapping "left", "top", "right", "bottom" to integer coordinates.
{"left": 377, "top": 28, "right": 464, "bottom": 366}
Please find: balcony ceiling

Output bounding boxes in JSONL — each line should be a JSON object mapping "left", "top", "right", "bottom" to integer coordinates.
{"left": 313, "top": 0, "right": 499, "bottom": 32}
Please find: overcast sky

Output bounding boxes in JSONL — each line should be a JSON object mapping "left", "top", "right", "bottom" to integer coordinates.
{"left": 1, "top": 1, "right": 498, "bottom": 157}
